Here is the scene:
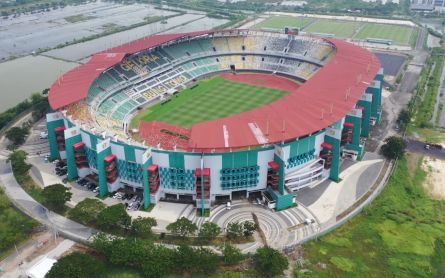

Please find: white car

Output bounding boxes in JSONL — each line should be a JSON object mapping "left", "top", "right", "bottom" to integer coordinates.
{"left": 39, "top": 131, "right": 48, "bottom": 139}
{"left": 93, "top": 186, "right": 99, "bottom": 193}
{"left": 112, "top": 192, "right": 123, "bottom": 199}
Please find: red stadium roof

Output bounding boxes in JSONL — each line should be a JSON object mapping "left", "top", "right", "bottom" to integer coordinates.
{"left": 48, "top": 30, "right": 236, "bottom": 109}
{"left": 49, "top": 53, "right": 126, "bottom": 109}
{"left": 188, "top": 38, "right": 380, "bottom": 151}
{"left": 49, "top": 30, "right": 380, "bottom": 152}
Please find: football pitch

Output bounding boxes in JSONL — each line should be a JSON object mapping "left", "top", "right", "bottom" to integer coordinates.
{"left": 135, "top": 76, "right": 289, "bottom": 128}
{"left": 254, "top": 15, "right": 417, "bottom": 45}
{"left": 255, "top": 16, "right": 313, "bottom": 29}
{"left": 304, "top": 19, "right": 360, "bottom": 38}
{"left": 354, "top": 23, "right": 415, "bottom": 45}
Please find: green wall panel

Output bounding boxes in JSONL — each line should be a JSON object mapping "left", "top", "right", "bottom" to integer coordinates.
{"left": 47, "top": 119, "right": 64, "bottom": 160}
{"left": 65, "top": 134, "right": 81, "bottom": 180}
{"left": 124, "top": 144, "right": 136, "bottom": 162}
{"left": 222, "top": 150, "right": 258, "bottom": 169}
{"left": 169, "top": 152, "right": 184, "bottom": 168}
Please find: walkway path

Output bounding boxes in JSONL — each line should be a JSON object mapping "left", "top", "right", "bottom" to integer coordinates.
{"left": 0, "top": 160, "right": 96, "bottom": 244}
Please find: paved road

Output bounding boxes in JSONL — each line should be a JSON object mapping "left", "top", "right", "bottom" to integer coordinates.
{"left": 406, "top": 139, "right": 445, "bottom": 160}
{"left": 0, "top": 160, "right": 96, "bottom": 244}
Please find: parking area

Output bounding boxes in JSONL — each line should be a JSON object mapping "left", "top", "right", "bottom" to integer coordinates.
{"left": 109, "top": 187, "right": 144, "bottom": 211}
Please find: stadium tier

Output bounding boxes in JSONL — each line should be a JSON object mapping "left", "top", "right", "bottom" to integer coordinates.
{"left": 47, "top": 29, "right": 382, "bottom": 211}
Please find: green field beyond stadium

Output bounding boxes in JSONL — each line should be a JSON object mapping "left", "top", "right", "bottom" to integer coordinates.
{"left": 132, "top": 76, "right": 289, "bottom": 129}
{"left": 256, "top": 16, "right": 416, "bottom": 45}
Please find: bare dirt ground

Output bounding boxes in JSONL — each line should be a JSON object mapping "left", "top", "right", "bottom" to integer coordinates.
{"left": 0, "top": 231, "right": 60, "bottom": 274}
{"left": 422, "top": 156, "right": 445, "bottom": 200}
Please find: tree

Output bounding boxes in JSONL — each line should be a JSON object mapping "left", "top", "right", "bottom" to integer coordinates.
{"left": 7, "top": 150, "right": 31, "bottom": 177}
{"left": 254, "top": 247, "right": 289, "bottom": 277}
{"left": 397, "top": 109, "right": 411, "bottom": 128}
{"left": 5, "top": 126, "right": 29, "bottom": 147}
{"left": 242, "top": 221, "right": 257, "bottom": 237}
{"left": 226, "top": 222, "right": 243, "bottom": 240}
{"left": 42, "top": 184, "right": 72, "bottom": 212}
{"left": 46, "top": 252, "right": 105, "bottom": 278}
{"left": 108, "top": 237, "right": 147, "bottom": 267}
{"left": 174, "top": 244, "right": 198, "bottom": 272}
{"left": 194, "top": 247, "right": 220, "bottom": 273}
{"left": 220, "top": 243, "right": 244, "bottom": 265}
{"left": 174, "top": 245, "right": 219, "bottom": 274}
{"left": 131, "top": 216, "right": 157, "bottom": 238}
{"left": 68, "top": 198, "right": 105, "bottom": 225}
{"left": 97, "top": 204, "right": 131, "bottom": 231}
{"left": 166, "top": 217, "right": 198, "bottom": 237}
{"left": 198, "top": 222, "right": 221, "bottom": 242}
{"left": 380, "top": 136, "right": 407, "bottom": 160}
{"left": 141, "top": 245, "right": 175, "bottom": 278}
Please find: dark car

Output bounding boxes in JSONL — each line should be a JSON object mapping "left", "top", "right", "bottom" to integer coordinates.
{"left": 56, "top": 171, "right": 66, "bottom": 176}
{"left": 78, "top": 179, "right": 88, "bottom": 186}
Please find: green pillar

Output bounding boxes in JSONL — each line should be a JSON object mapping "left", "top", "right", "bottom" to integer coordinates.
{"left": 64, "top": 126, "right": 82, "bottom": 180}
{"left": 200, "top": 156, "right": 205, "bottom": 216}
{"left": 96, "top": 139, "right": 111, "bottom": 197}
{"left": 142, "top": 149, "right": 152, "bottom": 209}
{"left": 273, "top": 144, "right": 291, "bottom": 195}
{"left": 357, "top": 93, "right": 373, "bottom": 137}
{"left": 324, "top": 128, "right": 341, "bottom": 182}
{"left": 366, "top": 81, "right": 382, "bottom": 124}
{"left": 376, "top": 68, "right": 384, "bottom": 87}
{"left": 46, "top": 112, "right": 64, "bottom": 161}
{"left": 345, "top": 109, "right": 364, "bottom": 159}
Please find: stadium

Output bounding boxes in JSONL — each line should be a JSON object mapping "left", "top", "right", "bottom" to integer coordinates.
{"left": 46, "top": 29, "right": 382, "bottom": 212}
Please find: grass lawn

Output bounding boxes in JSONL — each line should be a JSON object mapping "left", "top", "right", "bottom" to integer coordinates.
{"left": 135, "top": 76, "right": 288, "bottom": 128}
{"left": 407, "top": 126, "right": 445, "bottom": 144}
{"left": 64, "top": 14, "right": 95, "bottom": 23}
{"left": 355, "top": 23, "right": 416, "bottom": 45}
{"left": 254, "top": 16, "right": 313, "bottom": 29}
{"left": 303, "top": 19, "right": 361, "bottom": 38}
{"left": 0, "top": 187, "right": 38, "bottom": 260}
{"left": 297, "top": 154, "right": 445, "bottom": 277}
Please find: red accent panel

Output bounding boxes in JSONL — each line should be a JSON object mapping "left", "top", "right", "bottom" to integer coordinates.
{"left": 54, "top": 126, "right": 66, "bottom": 132}
{"left": 73, "top": 142, "right": 85, "bottom": 150}
{"left": 104, "top": 154, "right": 116, "bottom": 163}
{"left": 343, "top": 122, "right": 354, "bottom": 128}
{"left": 203, "top": 168, "right": 210, "bottom": 177}
{"left": 321, "top": 142, "right": 333, "bottom": 150}
{"left": 148, "top": 164, "right": 158, "bottom": 173}
{"left": 195, "top": 168, "right": 211, "bottom": 177}
{"left": 268, "top": 161, "right": 280, "bottom": 170}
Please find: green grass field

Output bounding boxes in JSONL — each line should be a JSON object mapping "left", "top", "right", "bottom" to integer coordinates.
{"left": 297, "top": 155, "right": 445, "bottom": 277}
{"left": 253, "top": 16, "right": 417, "bottom": 45}
{"left": 254, "top": 16, "right": 313, "bottom": 29}
{"left": 135, "top": 76, "right": 288, "bottom": 128}
{"left": 304, "top": 19, "right": 361, "bottom": 38}
{"left": 355, "top": 23, "right": 416, "bottom": 45}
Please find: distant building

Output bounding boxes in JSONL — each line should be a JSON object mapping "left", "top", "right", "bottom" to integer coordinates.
{"left": 410, "top": 0, "right": 445, "bottom": 12}
{"left": 362, "top": 0, "right": 400, "bottom": 4}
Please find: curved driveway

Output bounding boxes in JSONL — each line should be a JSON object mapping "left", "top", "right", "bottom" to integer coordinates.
{"left": 0, "top": 159, "right": 96, "bottom": 243}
